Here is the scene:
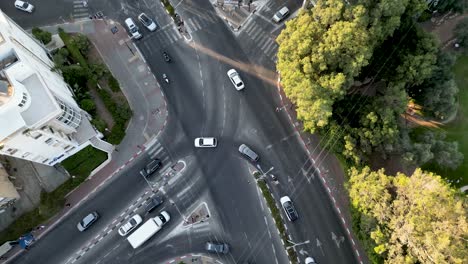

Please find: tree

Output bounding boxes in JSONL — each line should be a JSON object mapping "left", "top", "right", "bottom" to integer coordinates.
{"left": 454, "top": 17, "right": 468, "bottom": 53}
{"left": 411, "top": 51, "right": 458, "bottom": 119}
{"left": 349, "top": 166, "right": 468, "bottom": 264}
{"left": 407, "top": 130, "right": 464, "bottom": 169}
{"left": 277, "top": 0, "right": 428, "bottom": 133}
{"left": 32, "top": 27, "right": 52, "bottom": 44}
{"left": 52, "top": 48, "right": 69, "bottom": 68}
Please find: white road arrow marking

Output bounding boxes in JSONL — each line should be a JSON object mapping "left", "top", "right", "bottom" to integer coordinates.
{"left": 299, "top": 249, "right": 309, "bottom": 256}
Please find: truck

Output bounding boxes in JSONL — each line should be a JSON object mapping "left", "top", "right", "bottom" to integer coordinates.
{"left": 127, "top": 211, "right": 170, "bottom": 249}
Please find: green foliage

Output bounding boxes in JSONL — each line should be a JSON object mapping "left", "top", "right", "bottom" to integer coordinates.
{"left": 432, "top": 0, "right": 468, "bottom": 13}
{"left": 58, "top": 28, "right": 88, "bottom": 68}
{"left": 411, "top": 51, "right": 458, "bottom": 119}
{"left": 455, "top": 17, "right": 468, "bottom": 54}
{"left": 61, "top": 64, "right": 89, "bottom": 89}
{"left": 277, "top": 0, "right": 420, "bottom": 133}
{"left": 108, "top": 75, "right": 121, "bottom": 92}
{"left": 32, "top": 27, "right": 52, "bottom": 44}
{"left": 257, "top": 181, "right": 297, "bottom": 263}
{"left": 80, "top": 98, "right": 96, "bottom": 114}
{"left": 406, "top": 130, "right": 464, "bottom": 169}
{"left": 0, "top": 146, "right": 107, "bottom": 245}
{"left": 161, "top": 0, "right": 175, "bottom": 17}
{"left": 70, "top": 33, "right": 90, "bottom": 57}
{"left": 52, "top": 48, "right": 69, "bottom": 68}
{"left": 97, "top": 89, "right": 132, "bottom": 144}
{"left": 91, "top": 118, "right": 107, "bottom": 133}
{"left": 348, "top": 167, "right": 468, "bottom": 264}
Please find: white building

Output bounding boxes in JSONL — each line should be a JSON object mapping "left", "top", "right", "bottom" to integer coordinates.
{"left": 0, "top": 10, "right": 113, "bottom": 166}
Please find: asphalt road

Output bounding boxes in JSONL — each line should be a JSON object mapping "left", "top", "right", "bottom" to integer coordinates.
{"left": 5, "top": 0, "right": 361, "bottom": 263}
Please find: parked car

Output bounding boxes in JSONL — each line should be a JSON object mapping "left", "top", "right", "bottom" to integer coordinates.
{"left": 140, "top": 158, "right": 162, "bottom": 177}
{"left": 194, "top": 137, "right": 217, "bottom": 148}
{"left": 238, "top": 144, "right": 259, "bottom": 162}
{"left": 138, "top": 13, "right": 157, "bottom": 31}
{"left": 227, "top": 69, "right": 245, "bottom": 90}
{"left": 118, "top": 214, "right": 143, "bottom": 236}
{"left": 77, "top": 212, "right": 99, "bottom": 231}
{"left": 146, "top": 196, "right": 164, "bottom": 213}
{"left": 280, "top": 196, "right": 298, "bottom": 221}
{"left": 272, "top": 7, "right": 289, "bottom": 23}
{"left": 125, "top": 18, "right": 142, "bottom": 39}
{"left": 205, "top": 242, "right": 229, "bottom": 254}
{"left": 305, "top": 257, "right": 317, "bottom": 263}
{"left": 14, "top": 0, "right": 34, "bottom": 13}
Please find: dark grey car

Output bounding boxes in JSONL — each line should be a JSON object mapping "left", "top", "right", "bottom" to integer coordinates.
{"left": 146, "top": 196, "right": 164, "bottom": 213}
{"left": 140, "top": 159, "right": 162, "bottom": 177}
{"left": 205, "top": 242, "right": 229, "bottom": 254}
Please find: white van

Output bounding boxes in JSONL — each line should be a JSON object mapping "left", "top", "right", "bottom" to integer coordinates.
{"left": 125, "top": 18, "right": 142, "bottom": 40}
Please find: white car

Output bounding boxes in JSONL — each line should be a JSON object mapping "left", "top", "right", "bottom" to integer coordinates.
{"left": 305, "top": 257, "right": 316, "bottom": 264}
{"left": 125, "top": 18, "right": 142, "bottom": 40}
{"left": 280, "top": 196, "right": 298, "bottom": 221}
{"left": 273, "top": 7, "right": 289, "bottom": 23}
{"left": 118, "top": 214, "right": 143, "bottom": 236}
{"left": 14, "top": 0, "right": 34, "bottom": 13}
{"left": 194, "top": 137, "right": 217, "bottom": 148}
{"left": 138, "top": 13, "right": 157, "bottom": 31}
{"left": 227, "top": 69, "right": 245, "bottom": 90}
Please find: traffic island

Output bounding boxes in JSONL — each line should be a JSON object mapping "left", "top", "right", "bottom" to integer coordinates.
{"left": 254, "top": 173, "right": 298, "bottom": 263}
{"left": 183, "top": 202, "right": 210, "bottom": 227}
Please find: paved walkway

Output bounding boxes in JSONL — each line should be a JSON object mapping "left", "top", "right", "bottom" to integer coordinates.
{"left": 1, "top": 19, "right": 168, "bottom": 263}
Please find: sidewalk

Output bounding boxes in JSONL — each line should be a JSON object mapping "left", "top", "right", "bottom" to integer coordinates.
{"left": 1, "top": 19, "right": 168, "bottom": 263}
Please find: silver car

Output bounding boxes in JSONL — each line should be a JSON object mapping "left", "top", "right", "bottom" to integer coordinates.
{"left": 77, "top": 212, "right": 99, "bottom": 232}
{"left": 205, "top": 242, "right": 229, "bottom": 254}
{"left": 238, "top": 144, "right": 259, "bottom": 162}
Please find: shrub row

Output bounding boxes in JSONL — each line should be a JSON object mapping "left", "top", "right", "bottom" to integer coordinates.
{"left": 97, "top": 89, "right": 132, "bottom": 144}
{"left": 58, "top": 28, "right": 88, "bottom": 68}
{"left": 257, "top": 180, "right": 298, "bottom": 263}
{"left": 161, "top": 0, "right": 175, "bottom": 17}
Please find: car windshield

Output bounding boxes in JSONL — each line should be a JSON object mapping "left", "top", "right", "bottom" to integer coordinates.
{"left": 129, "top": 219, "right": 137, "bottom": 225}
{"left": 130, "top": 27, "right": 138, "bottom": 33}
{"left": 199, "top": 138, "right": 204, "bottom": 145}
{"left": 21, "top": 3, "right": 29, "bottom": 8}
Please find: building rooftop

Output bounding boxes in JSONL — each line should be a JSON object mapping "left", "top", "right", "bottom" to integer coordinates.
{"left": 20, "top": 74, "right": 57, "bottom": 127}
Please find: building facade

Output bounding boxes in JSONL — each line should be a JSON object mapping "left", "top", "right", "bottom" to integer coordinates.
{"left": 0, "top": 10, "right": 113, "bottom": 166}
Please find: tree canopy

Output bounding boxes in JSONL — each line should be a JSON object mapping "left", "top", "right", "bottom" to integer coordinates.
{"left": 349, "top": 166, "right": 468, "bottom": 263}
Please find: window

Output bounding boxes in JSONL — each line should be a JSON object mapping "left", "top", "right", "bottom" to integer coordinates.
{"left": 42, "top": 158, "right": 49, "bottom": 163}
{"left": 55, "top": 97, "right": 82, "bottom": 129}
{"left": 30, "top": 131, "right": 43, "bottom": 139}
{"left": 22, "top": 152, "right": 31, "bottom": 158}
{"left": 45, "top": 138, "right": 53, "bottom": 145}
{"left": 6, "top": 148, "right": 18, "bottom": 155}
{"left": 18, "top": 92, "right": 28, "bottom": 107}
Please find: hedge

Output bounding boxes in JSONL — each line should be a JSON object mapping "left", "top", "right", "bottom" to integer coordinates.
{"left": 97, "top": 89, "right": 132, "bottom": 144}
{"left": 58, "top": 28, "right": 88, "bottom": 68}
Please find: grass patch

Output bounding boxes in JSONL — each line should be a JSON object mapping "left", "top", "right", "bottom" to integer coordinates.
{"left": 421, "top": 55, "right": 468, "bottom": 187}
{"left": 257, "top": 180, "right": 297, "bottom": 263}
{"left": 161, "top": 0, "right": 175, "bottom": 17}
{"left": 0, "top": 146, "right": 107, "bottom": 244}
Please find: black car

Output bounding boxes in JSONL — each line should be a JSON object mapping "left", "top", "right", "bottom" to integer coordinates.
{"left": 162, "top": 51, "right": 171, "bottom": 62}
{"left": 146, "top": 196, "right": 164, "bottom": 213}
{"left": 140, "top": 158, "right": 162, "bottom": 177}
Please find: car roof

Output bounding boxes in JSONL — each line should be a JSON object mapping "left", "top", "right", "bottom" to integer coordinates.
{"left": 280, "top": 196, "right": 291, "bottom": 203}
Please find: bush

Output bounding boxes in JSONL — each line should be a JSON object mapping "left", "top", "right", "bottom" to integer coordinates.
{"left": 61, "top": 64, "right": 89, "bottom": 89}
{"left": 80, "top": 99, "right": 96, "bottom": 113}
{"left": 108, "top": 75, "right": 121, "bottom": 92}
{"left": 161, "top": 0, "right": 175, "bottom": 17}
{"left": 455, "top": 18, "right": 468, "bottom": 53}
{"left": 32, "top": 27, "right": 52, "bottom": 44}
{"left": 97, "top": 89, "right": 132, "bottom": 144}
{"left": 58, "top": 28, "right": 88, "bottom": 68}
{"left": 91, "top": 118, "right": 107, "bottom": 133}
{"left": 71, "top": 34, "right": 90, "bottom": 57}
